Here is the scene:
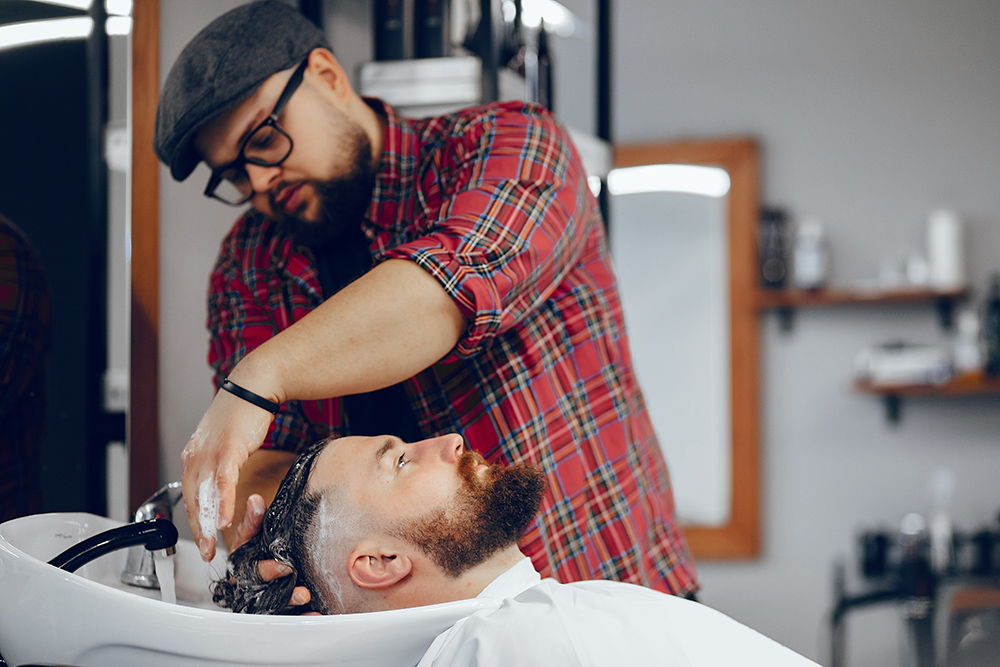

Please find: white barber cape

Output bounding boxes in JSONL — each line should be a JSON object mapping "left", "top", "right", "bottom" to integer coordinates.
{"left": 416, "top": 558, "right": 818, "bottom": 667}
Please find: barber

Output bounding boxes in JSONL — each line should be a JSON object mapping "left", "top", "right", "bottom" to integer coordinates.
{"left": 155, "top": 1, "right": 697, "bottom": 598}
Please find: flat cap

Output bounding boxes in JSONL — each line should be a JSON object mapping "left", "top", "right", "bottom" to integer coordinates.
{"left": 154, "top": 1, "right": 330, "bottom": 182}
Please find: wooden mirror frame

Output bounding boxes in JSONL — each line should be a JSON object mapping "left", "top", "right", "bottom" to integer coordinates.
{"left": 130, "top": 0, "right": 161, "bottom": 510}
{"left": 612, "top": 138, "right": 761, "bottom": 559}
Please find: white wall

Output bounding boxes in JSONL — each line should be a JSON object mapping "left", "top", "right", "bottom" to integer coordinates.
{"left": 612, "top": 1, "right": 1000, "bottom": 664}
{"left": 157, "top": 1, "right": 1000, "bottom": 663}
{"left": 158, "top": 0, "right": 253, "bottom": 491}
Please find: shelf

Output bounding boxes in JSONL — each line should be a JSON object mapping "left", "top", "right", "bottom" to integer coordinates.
{"left": 854, "top": 371, "right": 1000, "bottom": 423}
{"left": 756, "top": 285, "right": 968, "bottom": 309}
{"left": 756, "top": 285, "right": 969, "bottom": 331}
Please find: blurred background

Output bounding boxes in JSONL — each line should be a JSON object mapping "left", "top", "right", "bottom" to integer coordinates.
{"left": 3, "top": 1, "right": 998, "bottom": 665}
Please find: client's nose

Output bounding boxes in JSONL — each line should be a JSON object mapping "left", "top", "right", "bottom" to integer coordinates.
{"left": 413, "top": 433, "right": 464, "bottom": 464}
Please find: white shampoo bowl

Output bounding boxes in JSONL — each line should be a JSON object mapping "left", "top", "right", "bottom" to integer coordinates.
{"left": 0, "top": 513, "right": 492, "bottom": 666}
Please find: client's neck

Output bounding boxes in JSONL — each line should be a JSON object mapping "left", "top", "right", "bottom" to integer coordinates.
{"left": 368, "top": 546, "right": 526, "bottom": 613}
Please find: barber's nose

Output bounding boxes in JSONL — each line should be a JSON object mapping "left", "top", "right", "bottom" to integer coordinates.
{"left": 245, "top": 162, "right": 282, "bottom": 196}
{"left": 412, "top": 433, "right": 464, "bottom": 464}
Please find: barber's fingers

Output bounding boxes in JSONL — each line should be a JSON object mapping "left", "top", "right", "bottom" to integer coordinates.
{"left": 260, "top": 567, "right": 313, "bottom": 607}
{"left": 231, "top": 494, "right": 266, "bottom": 551}
{"left": 257, "top": 559, "right": 291, "bottom": 580}
{"left": 289, "top": 586, "right": 311, "bottom": 607}
{"left": 253, "top": 561, "right": 311, "bottom": 608}
{"left": 180, "top": 430, "right": 210, "bottom": 559}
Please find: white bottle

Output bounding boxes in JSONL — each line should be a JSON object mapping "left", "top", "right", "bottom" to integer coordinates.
{"left": 927, "top": 468, "right": 955, "bottom": 574}
{"left": 791, "top": 216, "right": 830, "bottom": 289}
{"left": 953, "top": 309, "right": 984, "bottom": 374}
{"left": 927, "top": 209, "right": 965, "bottom": 289}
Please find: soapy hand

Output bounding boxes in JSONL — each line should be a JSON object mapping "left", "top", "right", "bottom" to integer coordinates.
{"left": 181, "top": 385, "right": 274, "bottom": 562}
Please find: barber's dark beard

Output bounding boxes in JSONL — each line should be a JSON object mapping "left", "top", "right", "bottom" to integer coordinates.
{"left": 400, "top": 452, "right": 547, "bottom": 578}
{"left": 275, "top": 129, "right": 377, "bottom": 247}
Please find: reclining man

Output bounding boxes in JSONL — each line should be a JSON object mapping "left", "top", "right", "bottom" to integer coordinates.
{"left": 214, "top": 433, "right": 817, "bottom": 666}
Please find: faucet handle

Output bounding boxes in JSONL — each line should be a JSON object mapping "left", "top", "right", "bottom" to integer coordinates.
{"left": 134, "top": 481, "right": 183, "bottom": 522}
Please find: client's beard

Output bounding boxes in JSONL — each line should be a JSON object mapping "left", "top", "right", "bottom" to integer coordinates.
{"left": 274, "top": 125, "right": 377, "bottom": 247}
{"left": 399, "top": 452, "right": 547, "bottom": 578}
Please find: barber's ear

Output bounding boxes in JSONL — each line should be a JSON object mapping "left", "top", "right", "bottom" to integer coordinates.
{"left": 348, "top": 548, "right": 412, "bottom": 590}
{"left": 306, "top": 48, "right": 349, "bottom": 99}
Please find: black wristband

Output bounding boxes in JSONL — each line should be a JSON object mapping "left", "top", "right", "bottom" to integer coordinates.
{"left": 220, "top": 378, "right": 280, "bottom": 415}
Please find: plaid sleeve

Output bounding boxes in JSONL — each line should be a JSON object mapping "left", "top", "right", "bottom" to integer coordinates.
{"left": 383, "top": 103, "right": 592, "bottom": 358}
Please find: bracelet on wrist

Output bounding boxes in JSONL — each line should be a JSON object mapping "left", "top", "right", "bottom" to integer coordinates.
{"left": 220, "top": 378, "right": 281, "bottom": 415}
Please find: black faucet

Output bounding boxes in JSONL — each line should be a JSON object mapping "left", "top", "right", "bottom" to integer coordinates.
{"left": 48, "top": 518, "right": 178, "bottom": 573}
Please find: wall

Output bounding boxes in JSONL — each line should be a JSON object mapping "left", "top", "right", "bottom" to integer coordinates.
{"left": 158, "top": 0, "right": 252, "bottom": 496}
{"left": 611, "top": 1, "right": 1000, "bottom": 664}
{"left": 157, "top": 1, "right": 1000, "bottom": 663}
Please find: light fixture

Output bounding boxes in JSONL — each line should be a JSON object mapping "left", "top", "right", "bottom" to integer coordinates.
{"left": 105, "top": 16, "right": 132, "bottom": 35}
{"left": 607, "top": 164, "right": 731, "bottom": 198}
{"left": 27, "top": 0, "right": 93, "bottom": 9}
{"left": 105, "top": 0, "right": 132, "bottom": 17}
{"left": 0, "top": 17, "right": 94, "bottom": 52}
{"left": 521, "top": 0, "right": 577, "bottom": 37}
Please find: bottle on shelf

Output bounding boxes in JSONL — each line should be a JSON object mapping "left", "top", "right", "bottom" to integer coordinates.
{"left": 983, "top": 273, "right": 1000, "bottom": 376}
{"left": 415, "top": 0, "right": 451, "bottom": 59}
{"left": 790, "top": 215, "right": 829, "bottom": 289}
{"left": 536, "top": 23, "right": 553, "bottom": 111}
{"left": 374, "top": 0, "right": 408, "bottom": 61}
{"left": 758, "top": 208, "right": 789, "bottom": 290}
{"left": 953, "top": 309, "right": 984, "bottom": 374}
{"left": 503, "top": 0, "right": 526, "bottom": 76}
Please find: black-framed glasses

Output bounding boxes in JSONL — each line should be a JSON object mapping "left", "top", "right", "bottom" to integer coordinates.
{"left": 204, "top": 58, "right": 309, "bottom": 206}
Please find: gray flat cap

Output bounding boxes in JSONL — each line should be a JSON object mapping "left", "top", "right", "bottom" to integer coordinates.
{"left": 154, "top": 1, "right": 330, "bottom": 182}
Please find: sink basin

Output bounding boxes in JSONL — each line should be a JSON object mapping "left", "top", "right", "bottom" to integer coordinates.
{"left": 0, "top": 512, "right": 493, "bottom": 666}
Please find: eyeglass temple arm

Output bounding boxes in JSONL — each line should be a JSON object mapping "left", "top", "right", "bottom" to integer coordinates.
{"left": 271, "top": 58, "right": 310, "bottom": 119}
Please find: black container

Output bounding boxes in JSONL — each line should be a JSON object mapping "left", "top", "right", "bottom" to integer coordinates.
{"left": 536, "top": 25, "right": 553, "bottom": 111}
{"left": 983, "top": 273, "right": 1000, "bottom": 376}
{"left": 415, "top": 0, "right": 450, "bottom": 58}
{"left": 758, "top": 208, "right": 789, "bottom": 289}
{"left": 375, "top": 0, "right": 408, "bottom": 61}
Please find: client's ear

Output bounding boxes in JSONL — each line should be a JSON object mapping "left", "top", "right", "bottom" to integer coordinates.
{"left": 348, "top": 545, "right": 412, "bottom": 589}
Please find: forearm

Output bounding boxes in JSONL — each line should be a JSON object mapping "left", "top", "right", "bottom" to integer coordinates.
{"left": 229, "top": 258, "right": 466, "bottom": 404}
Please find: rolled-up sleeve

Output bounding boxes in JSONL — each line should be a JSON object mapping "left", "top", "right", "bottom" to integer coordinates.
{"left": 383, "top": 103, "right": 592, "bottom": 358}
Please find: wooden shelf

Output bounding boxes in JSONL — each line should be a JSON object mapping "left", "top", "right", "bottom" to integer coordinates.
{"left": 756, "top": 285, "right": 969, "bottom": 332}
{"left": 853, "top": 371, "right": 1000, "bottom": 422}
{"left": 854, "top": 371, "right": 1000, "bottom": 397}
{"left": 756, "top": 285, "right": 969, "bottom": 310}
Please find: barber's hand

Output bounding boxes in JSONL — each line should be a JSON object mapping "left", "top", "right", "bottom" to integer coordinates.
{"left": 181, "top": 384, "right": 274, "bottom": 562}
{"left": 232, "top": 494, "right": 313, "bottom": 611}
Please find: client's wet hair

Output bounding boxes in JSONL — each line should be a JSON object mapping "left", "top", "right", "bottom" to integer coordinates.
{"left": 211, "top": 439, "right": 327, "bottom": 615}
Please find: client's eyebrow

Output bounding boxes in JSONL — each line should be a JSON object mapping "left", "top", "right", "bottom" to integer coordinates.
{"left": 374, "top": 438, "right": 397, "bottom": 470}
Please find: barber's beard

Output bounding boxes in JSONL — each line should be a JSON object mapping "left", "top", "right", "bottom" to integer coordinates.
{"left": 400, "top": 452, "right": 547, "bottom": 578}
{"left": 273, "top": 121, "right": 377, "bottom": 247}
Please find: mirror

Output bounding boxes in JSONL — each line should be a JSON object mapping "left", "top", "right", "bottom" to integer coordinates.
{"left": 609, "top": 139, "right": 760, "bottom": 559}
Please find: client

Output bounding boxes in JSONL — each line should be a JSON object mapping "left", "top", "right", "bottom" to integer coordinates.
{"left": 214, "top": 434, "right": 817, "bottom": 666}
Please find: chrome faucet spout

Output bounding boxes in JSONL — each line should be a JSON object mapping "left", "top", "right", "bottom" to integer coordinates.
{"left": 121, "top": 482, "right": 184, "bottom": 588}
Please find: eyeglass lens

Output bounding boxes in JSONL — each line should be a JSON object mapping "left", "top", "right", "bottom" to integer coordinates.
{"left": 210, "top": 125, "right": 293, "bottom": 204}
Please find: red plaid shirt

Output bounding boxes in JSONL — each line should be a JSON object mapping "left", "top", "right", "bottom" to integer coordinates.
{"left": 1, "top": 216, "right": 51, "bottom": 521}
{"left": 208, "top": 100, "right": 697, "bottom": 595}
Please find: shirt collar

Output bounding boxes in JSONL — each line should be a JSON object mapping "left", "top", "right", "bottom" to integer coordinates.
{"left": 475, "top": 557, "right": 542, "bottom": 603}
